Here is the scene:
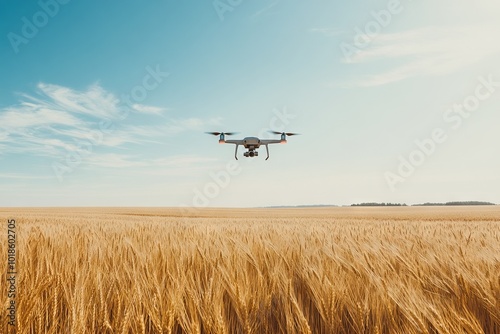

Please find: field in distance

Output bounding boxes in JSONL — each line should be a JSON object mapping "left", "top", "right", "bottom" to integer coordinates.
{"left": 0, "top": 206, "right": 499, "bottom": 333}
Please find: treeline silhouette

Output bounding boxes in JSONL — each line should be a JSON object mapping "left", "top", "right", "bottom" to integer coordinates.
{"left": 413, "top": 201, "right": 496, "bottom": 206}
{"left": 351, "top": 201, "right": 496, "bottom": 207}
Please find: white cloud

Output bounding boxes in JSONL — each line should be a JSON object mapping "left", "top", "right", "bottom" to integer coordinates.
{"left": 251, "top": 1, "right": 280, "bottom": 19}
{"left": 0, "top": 173, "right": 52, "bottom": 180}
{"left": 0, "top": 105, "right": 82, "bottom": 130}
{"left": 0, "top": 83, "right": 175, "bottom": 159}
{"left": 132, "top": 104, "right": 167, "bottom": 115}
{"left": 36, "top": 83, "right": 121, "bottom": 119}
{"left": 345, "top": 24, "right": 500, "bottom": 87}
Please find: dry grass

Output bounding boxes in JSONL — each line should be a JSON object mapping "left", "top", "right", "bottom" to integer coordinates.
{"left": 0, "top": 206, "right": 499, "bottom": 333}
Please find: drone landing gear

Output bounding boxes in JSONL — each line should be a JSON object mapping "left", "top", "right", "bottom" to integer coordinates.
{"left": 234, "top": 144, "right": 271, "bottom": 160}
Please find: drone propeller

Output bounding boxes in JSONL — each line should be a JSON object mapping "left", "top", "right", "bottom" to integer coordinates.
{"left": 205, "top": 132, "right": 238, "bottom": 136}
{"left": 269, "top": 131, "right": 300, "bottom": 136}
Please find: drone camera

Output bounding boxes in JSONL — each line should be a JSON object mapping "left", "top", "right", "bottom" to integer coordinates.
{"left": 243, "top": 151, "right": 257, "bottom": 157}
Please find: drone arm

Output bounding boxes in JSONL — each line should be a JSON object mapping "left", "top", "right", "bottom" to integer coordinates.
{"left": 260, "top": 139, "right": 282, "bottom": 145}
{"left": 234, "top": 144, "right": 239, "bottom": 160}
{"left": 265, "top": 144, "right": 270, "bottom": 160}
{"left": 224, "top": 139, "right": 244, "bottom": 145}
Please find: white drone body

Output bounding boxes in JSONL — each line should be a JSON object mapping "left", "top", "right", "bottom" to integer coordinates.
{"left": 206, "top": 131, "right": 299, "bottom": 160}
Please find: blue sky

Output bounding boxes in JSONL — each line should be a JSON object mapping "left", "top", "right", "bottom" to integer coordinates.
{"left": 1, "top": 0, "right": 499, "bottom": 207}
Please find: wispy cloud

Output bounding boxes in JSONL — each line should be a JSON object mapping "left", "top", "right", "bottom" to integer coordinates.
{"left": 0, "top": 173, "right": 53, "bottom": 180}
{"left": 132, "top": 103, "right": 167, "bottom": 115}
{"left": 34, "top": 83, "right": 121, "bottom": 119}
{"left": 1, "top": 105, "right": 83, "bottom": 130}
{"left": 0, "top": 83, "right": 220, "bottom": 161}
{"left": 251, "top": 1, "right": 280, "bottom": 19}
{"left": 343, "top": 24, "right": 500, "bottom": 87}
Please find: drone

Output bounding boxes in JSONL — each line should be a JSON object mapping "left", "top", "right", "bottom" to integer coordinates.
{"left": 206, "top": 131, "right": 299, "bottom": 160}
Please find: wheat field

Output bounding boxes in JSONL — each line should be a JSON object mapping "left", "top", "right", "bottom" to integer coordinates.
{"left": 0, "top": 206, "right": 499, "bottom": 334}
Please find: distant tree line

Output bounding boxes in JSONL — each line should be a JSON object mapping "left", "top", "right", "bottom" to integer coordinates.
{"left": 350, "top": 201, "right": 496, "bottom": 207}
{"left": 413, "top": 201, "right": 496, "bottom": 206}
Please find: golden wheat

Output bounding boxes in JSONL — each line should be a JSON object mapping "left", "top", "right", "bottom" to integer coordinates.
{"left": 0, "top": 206, "right": 499, "bottom": 333}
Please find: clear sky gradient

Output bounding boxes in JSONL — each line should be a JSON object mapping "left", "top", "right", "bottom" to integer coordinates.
{"left": 1, "top": 0, "right": 499, "bottom": 207}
